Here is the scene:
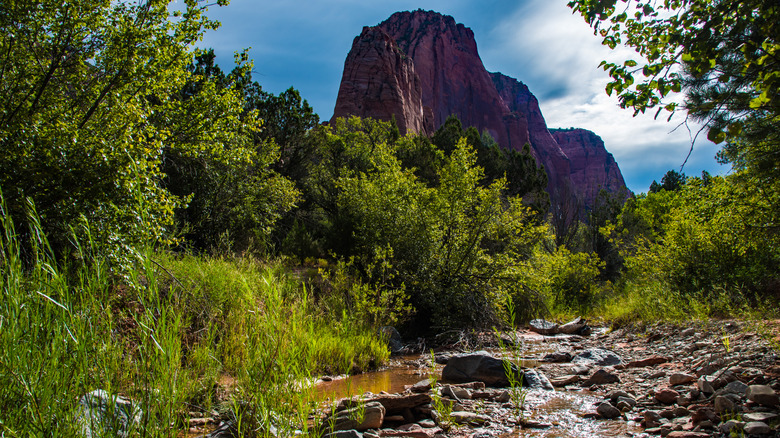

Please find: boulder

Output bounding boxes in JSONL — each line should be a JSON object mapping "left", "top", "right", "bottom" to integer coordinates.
{"left": 572, "top": 349, "right": 622, "bottom": 366}
{"left": 743, "top": 421, "right": 772, "bottom": 435}
{"left": 522, "top": 369, "right": 554, "bottom": 390}
{"left": 746, "top": 384, "right": 780, "bottom": 406}
{"left": 332, "top": 402, "right": 385, "bottom": 431}
{"left": 558, "top": 317, "right": 586, "bottom": 335}
{"left": 582, "top": 369, "right": 620, "bottom": 386}
{"left": 379, "top": 326, "right": 404, "bottom": 354}
{"left": 654, "top": 388, "right": 680, "bottom": 405}
{"left": 669, "top": 373, "right": 695, "bottom": 386}
{"left": 596, "top": 402, "right": 621, "bottom": 419}
{"left": 441, "top": 351, "right": 520, "bottom": 387}
{"left": 76, "top": 389, "right": 141, "bottom": 438}
{"left": 529, "top": 319, "right": 558, "bottom": 336}
{"left": 541, "top": 351, "right": 572, "bottom": 363}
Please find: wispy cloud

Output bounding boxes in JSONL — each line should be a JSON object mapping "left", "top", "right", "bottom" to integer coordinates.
{"left": 480, "top": 1, "right": 727, "bottom": 192}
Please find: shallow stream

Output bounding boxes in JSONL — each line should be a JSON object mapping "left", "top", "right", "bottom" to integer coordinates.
{"left": 314, "top": 337, "right": 647, "bottom": 438}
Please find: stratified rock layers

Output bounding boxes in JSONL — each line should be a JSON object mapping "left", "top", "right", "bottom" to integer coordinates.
{"left": 331, "top": 10, "right": 628, "bottom": 204}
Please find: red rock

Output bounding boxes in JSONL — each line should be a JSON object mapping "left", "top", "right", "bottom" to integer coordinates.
{"left": 666, "top": 432, "right": 711, "bottom": 438}
{"left": 654, "top": 388, "right": 680, "bottom": 404}
{"left": 331, "top": 10, "right": 628, "bottom": 207}
{"left": 626, "top": 356, "right": 670, "bottom": 368}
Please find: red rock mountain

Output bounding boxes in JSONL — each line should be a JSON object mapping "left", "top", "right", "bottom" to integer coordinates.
{"left": 331, "top": 10, "right": 628, "bottom": 206}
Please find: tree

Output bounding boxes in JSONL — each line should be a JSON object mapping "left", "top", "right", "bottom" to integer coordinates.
{"left": 649, "top": 170, "right": 687, "bottom": 193}
{"left": 0, "top": 0, "right": 253, "bottom": 260}
{"left": 568, "top": 0, "right": 779, "bottom": 145}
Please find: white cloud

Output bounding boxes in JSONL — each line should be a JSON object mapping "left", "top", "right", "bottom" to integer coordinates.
{"left": 479, "top": 1, "right": 727, "bottom": 192}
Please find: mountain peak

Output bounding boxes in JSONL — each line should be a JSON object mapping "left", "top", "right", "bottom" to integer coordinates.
{"left": 331, "top": 10, "right": 628, "bottom": 206}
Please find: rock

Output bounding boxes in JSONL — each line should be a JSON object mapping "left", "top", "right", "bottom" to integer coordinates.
{"left": 583, "top": 369, "right": 620, "bottom": 386}
{"left": 380, "top": 326, "right": 404, "bottom": 354}
{"left": 644, "top": 410, "right": 663, "bottom": 428}
{"left": 333, "top": 10, "right": 629, "bottom": 207}
{"left": 448, "top": 411, "right": 490, "bottom": 425}
{"left": 572, "top": 349, "right": 623, "bottom": 366}
{"left": 522, "top": 369, "right": 554, "bottom": 390}
{"left": 354, "top": 393, "right": 432, "bottom": 415}
{"left": 666, "top": 432, "right": 711, "bottom": 438}
{"left": 746, "top": 384, "right": 780, "bottom": 406}
{"left": 441, "top": 351, "right": 520, "bottom": 387}
{"left": 718, "top": 420, "right": 745, "bottom": 435}
{"left": 409, "top": 379, "right": 432, "bottom": 393}
{"left": 541, "top": 351, "right": 572, "bottom": 363}
{"left": 654, "top": 388, "right": 680, "bottom": 405}
{"left": 680, "top": 328, "right": 695, "bottom": 337}
{"left": 596, "top": 402, "right": 621, "bottom": 419}
{"left": 76, "top": 389, "right": 141, "bottom": 438}
{"left": 713, "top": 395, "right": 737, "bottom": 414}
{"left": 690, "top": 407, "right": 718, "bottom": 425}
{"left": 722, "top": 380, "right": 748, "bottom": 396}
{"left": 672, "top": 407, "right": 690, "bottom": 417}
{"left": 332, "top": 402, "right": 385, "bottom": 431}
{"left": 441, "top": 385, "right": 471, "bottom": 400}
{"left": 743, "top": 412, "right": 779, "bottom": 422}
{"left": 696, "top": 376, "right": 716, "bottom": 394}
{"left": 625, "top": 355, "right": 669, "bottom": 368}
{"left": 529, "top": 319, "right": 558, "bottom": 336}
{"left": 743, "top": 421, "right": 772, "bottom": 435}
{"left": 669, "top": 373, "right": 695, "bottom": 386}
{"left": 325, "top": 430, "right": 364, "bottom": 438}
{"left": 558, "top": 317, "right": 586, "bottom": 335}
{"left": 550, "top": 375, "right": 581, "bottom": 387}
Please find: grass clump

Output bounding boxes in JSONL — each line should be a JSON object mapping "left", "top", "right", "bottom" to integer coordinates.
{"left": 0, "top": 199, "right": 388, "bottom": 437}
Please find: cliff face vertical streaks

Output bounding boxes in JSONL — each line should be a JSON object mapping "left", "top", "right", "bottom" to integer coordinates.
{"left": 331, "top": 10, "right": 629, "bottom": 205}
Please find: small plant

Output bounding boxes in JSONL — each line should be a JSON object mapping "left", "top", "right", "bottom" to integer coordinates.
{"left": 428, "top": 350, "right": 454, "bottom": 430}
{"left": 495, "top": 299, "right": 527, "bottom": 419}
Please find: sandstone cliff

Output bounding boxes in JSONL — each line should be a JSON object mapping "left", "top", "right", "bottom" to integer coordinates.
{"left": 331, "top": 9, "right": 628, "bottom": 206}
{"left": 551, "top": 128, "right": 629, "bottom": 201}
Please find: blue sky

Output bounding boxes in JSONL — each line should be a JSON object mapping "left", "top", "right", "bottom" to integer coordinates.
{"left": 195, "top": 0, "right": 727, "bottom": 194}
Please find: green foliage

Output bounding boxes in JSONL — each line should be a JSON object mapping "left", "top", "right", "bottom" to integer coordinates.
{"left": 608, "top": 174, "right": 780, "bottom": 307}
{"left": 0, "top": 0, "right": 238, "bottom": 260}
{"left": 520, "top": 247, "right": 605, "bottom": 317}
{"left": 295, "top": 116, "right": 549, "bottom": 331}
{"left": 568, "top": 0, "right": 780, "bottom": 145}
{"left": 0, "top": 197, "right": 388, "bottom": 437}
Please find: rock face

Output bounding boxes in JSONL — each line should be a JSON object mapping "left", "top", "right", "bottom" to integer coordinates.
{"left": 550, "top": 128, "right": 629, "bottom": 201}
{"left": 331, "top": 9, "right": 628, "bottom": 206}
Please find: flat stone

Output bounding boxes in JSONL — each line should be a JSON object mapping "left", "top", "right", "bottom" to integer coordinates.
{"left": 572, "top": 349, "right": 622, "bottom": 366}
{"left": 669, "top": 373, "right": 695, "bottom": 386}
{"left": 743, "top": 421, "right": 772, "bottom": 435}
{"left": 747, "top": 384, "right": 780, "bottom": 406}
{"left": 550, "top": 375, "right": 580, "bottom": 387}
{"left": 409, "top": 379, "right": 431, "bottom": 393}
{"left": 743, "top": 412, "right": 779, "bottom": 422}
{"left": 596, "top": 402, "right": 621, "bottom": 419}
{"left": 625, "top": 355, "right": 669, "bottom": 368}
{"left": 448, "top": 411, "right": 489, "bottom": 424}
{"left": 644, "top": 410, "right": 663, "bottom": 428}
{"left": 696, "top": 376, "right": 715, "bottom": 394}
{"left": 666, "top": 432, "right": 711, "bottom": 437}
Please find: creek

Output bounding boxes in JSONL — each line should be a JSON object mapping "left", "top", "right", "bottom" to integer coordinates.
{"left": 314, "top": 337, "right": 646, "bottom": 438}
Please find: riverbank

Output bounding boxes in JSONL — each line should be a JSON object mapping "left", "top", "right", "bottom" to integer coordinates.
{"left": 224, "top": 319, "right": 779, "bottom": 438}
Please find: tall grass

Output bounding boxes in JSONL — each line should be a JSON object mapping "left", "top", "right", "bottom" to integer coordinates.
{"left": 0, "top": 198, "right": 388, "bottom": 437}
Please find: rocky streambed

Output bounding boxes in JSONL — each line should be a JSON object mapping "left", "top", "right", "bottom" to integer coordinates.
{"left": 194, "top": 320, "right": 780, "bottom": 438}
